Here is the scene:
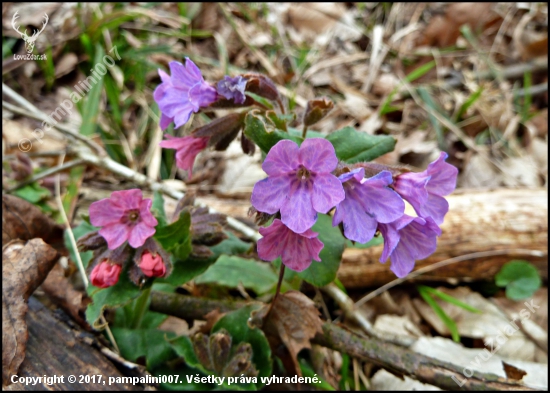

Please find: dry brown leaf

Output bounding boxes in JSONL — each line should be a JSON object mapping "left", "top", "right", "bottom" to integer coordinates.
{"left": 41, "top": 263, "right": 86, "bottom": 326}
{"left": 250, "top": 291, "right": 323, "bottom": 376}
{"left": 2, "top": 238, "right": 59, "bottom": 386}
{"left": 2, "top": 195, "right": 64, "bottom": 247}
{"left": 502, "top": 361, "right": 527, "bottom": 381}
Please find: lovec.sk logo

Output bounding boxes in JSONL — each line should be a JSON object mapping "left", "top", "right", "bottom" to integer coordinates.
{"left": 11, "top": 11, "right": 49, "bottom": 60}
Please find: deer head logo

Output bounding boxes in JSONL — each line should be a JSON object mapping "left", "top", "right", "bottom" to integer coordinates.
{"left": 11, "top": 11, "right": 49, "bottom": 54}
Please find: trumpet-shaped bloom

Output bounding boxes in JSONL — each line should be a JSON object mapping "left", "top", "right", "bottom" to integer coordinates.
{"left": 393, "top": 152, "right": 458, "bottom": 225}
{"left": 378, "top": 215, "right": 441, "bottom": 278}
{"left": 154, "top": 58, "right": 218, "bottom": 130}
{"left": 333, "top": 168, "right": 405, "bottom": 244}
{"left": 90, "top": 260, "right": 122, "bottom": 288}
{"left": 217, "top": 75, "right": 248, "bottom": 104}
{"left": 159, "top": 134, "right": 208, "bottom": 178}
{"left": 257, "top": 219, "right": 323, "bottom": 272}
{"left": 90, "top": 189, "right": 158, "bottom": 250}
{"left": 251, "top": 138, "right": 345, "bottom": 233}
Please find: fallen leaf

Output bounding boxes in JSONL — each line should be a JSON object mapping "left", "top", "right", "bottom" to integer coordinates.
{"left": 41, "top": 263, "right": 87, "bottom": 326}
{"left": 2, "top": 238, "right": 59, "bottom": 386}
{"left": 2, "top": 195, "right": 64, "bottom": 247}
{"left": 502, "top": 361, "right": 527, "bottom": 381}
{"left": 250, "top": 291, "right": 323, "bottom": 375}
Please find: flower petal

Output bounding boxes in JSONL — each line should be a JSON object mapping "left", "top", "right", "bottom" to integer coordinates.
{"left": 139, "top": 199, "right": 159, "bottom": 227}
{"left": 389, "top": 241, "right": 416, "bottom": 278}
{"left": 298, "top": 138, "right": 339, "bottom": 173}
{"left": 159, "top": 113, "right": 174, "bottom": 131}
{"left": 169, "top": 61, "right": 198, "bottom": 90}
{"left": 358, "top": 171, "right": 405, "bottom": 223}
{"left": 251, "top": 175, "right": 290, "bottom": 214}
{"left": 128, "top": 222, "right": 156, "bottom": 248}
{"left": 311, "top": 173, "right": 345, "bottom": 213}
{"left": 280, "top": 179, "right": 317, "bottom": 233}
{"left": 262, "top": 139, "right": 300, "bottom": 176}
{"left": 257, "top": 220, "right": 288, "bottom": 261}
{"left": 110, "top": 189, "right": 142, "bottom": 210}
{"left": 333, "top": 196, "right": 377, "bottom": 244}
{"left": 89, "top": 198, "right": 124, "bottom": 227}
{"left": 416, "top": 193, "right": 449, "bottom": 225}
{"left": 426, "top": 152, "right": 458, "bottom": 196}
{"left": 280, "top": 232, "right": 323, "bottom": 272}
{"left": 393, "top": 172, "right": 430, "bottom": 212}
{"left": 99, "top": 223, "right": 130, "bottom": 250}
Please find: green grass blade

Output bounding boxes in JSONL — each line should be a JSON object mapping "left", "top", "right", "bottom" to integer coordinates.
{"left": 417, "top": 286, "right": 460, "bottom": 342}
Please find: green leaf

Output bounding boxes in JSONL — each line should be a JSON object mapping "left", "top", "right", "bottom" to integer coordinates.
{"left": 213, "top": 305, "right": 272, "bottom": 389}
{"left": 455, "top": 87, "right": 483, "bottom": 121}
{"left": 158, "top": 232, "right": 252, "bottom": 286}
{"left": 154, "top": 210, "right": 192, "bottom": 260}
{"left": 345, "top": 235, "right": 383, "bottom": 249}
{"left": 325, "top": 126, "right": 396, "bottom": 164}
{"left": 195, "top": 255, "right": 279, "bottom": 295}
{"left": 243, "top": 110, "right": 301, "bottom": 154}
{"left": 152, "top": 190, "right": 168, "bottom": 227}
{"left": 14, "top": 183, "right": 51, "bottom": 203}
{"left": 111, "top": 328, "right": 177, "bottom": 369}
{"left": 417, "top": 286, "right": 481, "bottom": 313}
{"left": 495, "top": 260, "right": 542, "bottom": 300}
{"left": 80, "top": 44, "right": 105, "bottom": 136}
{"left": 298, "top": 214, "right": 345, "bottom": 287}
{"left": 417, "top": 286, "right": 460, "bottom": 342}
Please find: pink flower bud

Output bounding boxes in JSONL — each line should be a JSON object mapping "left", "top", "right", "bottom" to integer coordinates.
{"left": 139, "top": 251, "right": 166, "bottom": 277}
{"left": 90, "top": 260, "right": 122, "bottom": 288}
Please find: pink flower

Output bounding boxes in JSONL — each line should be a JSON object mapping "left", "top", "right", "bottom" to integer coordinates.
{"left": 159, "top": 134, "right": 208, "bottom": 178}
{"left": 154, "top": 58, "right": 218, "bottom": 130}
{"left": 90, "top": 260, "right": 122, "bottom": 288}
{"left": 89, "top": 189, "right": 158, "bottom": 250}
{"left": 251, "top": 139, "right": 345, "bottom": 234}
{"left": 139, "top": 251, "right": 166, "bottom": 277}
{"left": 257, "top": 219, "right": 324, "bottom": 272}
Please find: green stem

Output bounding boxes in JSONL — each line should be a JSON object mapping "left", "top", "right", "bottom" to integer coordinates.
{"left": 265, "top": 264, "right": 285, "bottom": 321}
{"left": 132, "top": 286, "right": 152, "bottom": 329}
{"left": 277, "top": 97, "right": 286, "bottom": 114}
{"left": 302, "top": 124, "right": 309, "bottom": 139}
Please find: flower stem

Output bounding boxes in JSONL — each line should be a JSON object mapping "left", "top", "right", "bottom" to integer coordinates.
{"left": 132, "top": 286, "right": 152, "bottom": 329}
{"left": 302, "top": 124, "right": 309, "bottom": 139}
{"left": 277, "top": 97, "right": 286, "bottom": 114}
{"left": 265, "top": 264, "right": 286, "bottom": 320}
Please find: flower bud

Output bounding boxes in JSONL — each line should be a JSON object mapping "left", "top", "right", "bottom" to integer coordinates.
{"left": 133, "top": 238, "right": 171, "bottom": 280}
{"left": 139, "top": 251, "right": 166, "bottom": 277}
{"left": 303, "top": 97, "right": 334, "bottom": 127}
{"left": 77, "top": 230, "right": 107, "bottom": 252}
{"left": 192, "top": 113, "right": 246, "bottom": 151}
{"left": 90, "top": 260, "right": 122, "bottom": 288}
{"left": 243, "top": 73, "right": 279, "bottom": 101}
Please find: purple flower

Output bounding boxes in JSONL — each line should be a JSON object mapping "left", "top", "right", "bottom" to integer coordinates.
{"left": 154, "top": 58, "right": 218, "bottom": 130}
{"left": 90, "top": 189, "right": 158, "bottom": 250}
{"left": 251, "top": 138, "right": 345, "bottom": 233}
{"left": 333, "top": 168, "right": 405, "bottom": 244}
{"left": 393, "top": 152, "right": 458, "bottom": 225}
{"left": 257, "top": 219, "right": 324, "bottom": 272}
{"left": 159, "top": 134, "right": 208, "bottom": 178}
{"left": 217, "top": 75, "right": 248, "bottom": 104}
{"left": 378, "top": 215, "right": 441, "bottom": 278}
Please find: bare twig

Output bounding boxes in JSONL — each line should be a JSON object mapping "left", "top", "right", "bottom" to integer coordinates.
{"left": 149, "top": 291, "right": 538, "bottom": 391}
{"left": 353, "top": 249, "right": 547, "bottom": 308}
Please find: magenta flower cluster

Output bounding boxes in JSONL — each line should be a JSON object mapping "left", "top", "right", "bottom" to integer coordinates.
{"left": 252, "top": 141, "right": 458, "bottom": 277}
